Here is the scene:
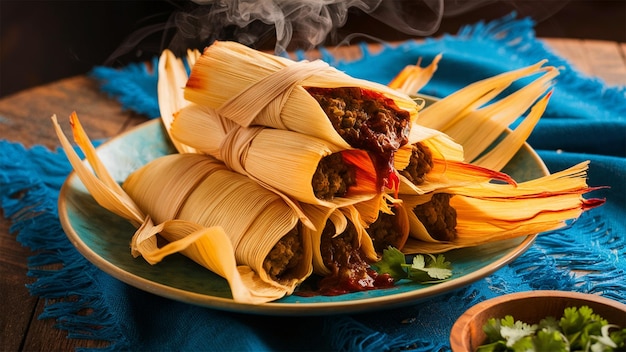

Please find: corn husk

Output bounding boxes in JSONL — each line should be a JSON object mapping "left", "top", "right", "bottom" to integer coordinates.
{"left": 394, "top": 123, "right": 465, "bottom": 172}
{"left": 388, "top": 54, "right": 442, "bottom": 94}
{"left": 52, "top": 113, "right": 145, "bottom": 225}
{"left": 52, "top": 113, "right": 313, "bottom": 303}
{"left": 125, "top": 153, "right": 313, "bottom": 292}
{"left": 301, "top": 203, "right": 378, "bottom": 276}
{"left": 170, "top": 103, "right": 380, "bottom": 208}
{"left": 157, "top": 49, "right": 201, "bottom": 154}
{"left": 184, "top": 41, "right": 419, "bottom": 150}
{"left": 355, "top": 194, "right": 411, "bottom": 252}
{"left": 400, "top": 161, "right": 603, "bottom": 253}
{"left": 391, "top": 59, "right": 558, "bottom": 171}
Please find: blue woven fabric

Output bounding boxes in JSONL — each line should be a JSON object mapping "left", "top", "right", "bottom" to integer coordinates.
{"left": 2, "top": 13, "right": 624, "bottom": 351}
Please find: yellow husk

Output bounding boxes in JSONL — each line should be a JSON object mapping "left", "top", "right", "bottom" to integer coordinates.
{"left": 132, "top": 217, "right": 275, "bottom": 303}
{"left": 184, "top": 41, "right": 419, "bottom": 148}
{"left": 416, "top": 60, "right": 550, "bottom": 131}
{"left": 125, "top": 153, "right": 313, "bottom": 292}
{"left": 171, "top": 103, "right": 380, "bottom": 208}
{"left": 469, "top": 91, "right": 551, "bottom": 171}
{"left": 444, "top": 68, "right": 558, "bottom": 166}
{"left": 53, "top": 114, "right": 312, "bottom": 303}
{"left": 157, "top": 49, "right": 200, "bottom": 154}
{"left": 401, "top": 61, "right": 557, "bottom": 171}
{"left": 397, "top": 151, "right": 517, "bottom": 197}
{"left": 52, "top": 113, "right": 145, "bottom": 225}
{"left": 394, "top": 124, "right": 464, "bottom": 171}
{"left": 388, "top": 54, "right": 442, "bottom": 95}
{"left": 301, "top": 204, "right": 378, "bottom": 276}
{"left": 399, "top": 161, "right": 594, "bottom": 252}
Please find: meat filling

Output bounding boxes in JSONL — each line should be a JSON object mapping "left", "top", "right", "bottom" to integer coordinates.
{"left": 312, "top": 153, "right": 356, "bottom": 200}
{"left": 317, "top": 220, "right": 393, "bottom": 295}
{"left": 306, "top": 87, "right": 410, "bottom": 151}
{"left": 263, "top": 226, "right": 304, "bottom": 281}
{"left": 367, "top": 212, "right": 402, "bottom": 253}
{"left": 306, "top": 87, "right": 411, "bottom": 190}
{"left": 413, "top": 193, "right": 457, "bottom": 241}
{"left": 399, "top": 142, "right": 434, "bottom": 185}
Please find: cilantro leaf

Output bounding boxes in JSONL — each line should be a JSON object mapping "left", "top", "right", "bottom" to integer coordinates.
{"left": 561, "top": 306, "right": 608, "bottom": 349}
{"left": 372, "top": 247, "right": 408, "bottom": 281}
{"left": 510, "top": 335, "right": 536, "bottom": 351}
{"left": 483, "top": 317, "right": 505, "bottom": 342}
{"left": 406, "top": 253, "right": 452, "bottom": 283}
{"left": 477, "top": 305, "right": 625, "bottom": 352}
{"left": 538, "top": 316, "right": 560, "bottom": 333}
{"left": 372, "top": 247, "right": 453, "bottom": 284}
{"left": 500, "top": 319, "right": 537, "bottom": 347}
{"left": 534, "top": 330, "right": 568, "bottom": 352}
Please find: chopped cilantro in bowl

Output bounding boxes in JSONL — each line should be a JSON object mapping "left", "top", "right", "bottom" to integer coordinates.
{"left": 477, "top": 306, "right": 626, "bottom": 352}
{"left": 450, "top": 291, "right": 626, "bottom": 352}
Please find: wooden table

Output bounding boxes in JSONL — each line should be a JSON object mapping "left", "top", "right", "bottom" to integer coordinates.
{"left": 1, "top": 38, "right": 625, "bottom": 351}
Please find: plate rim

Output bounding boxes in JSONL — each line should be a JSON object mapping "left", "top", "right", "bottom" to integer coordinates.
{"left": 58, "top": 118, "right": 547, "bottom": 316}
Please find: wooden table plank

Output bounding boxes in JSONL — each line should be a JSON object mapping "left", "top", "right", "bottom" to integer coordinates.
{"left": 542, "top": 38, "right": 626, "bottom": 86}
{"left": 0, "top": 75, "right": 148, "bottom": 149}
{"left": 0, "top": 219, "right": 38, "bottom": 352}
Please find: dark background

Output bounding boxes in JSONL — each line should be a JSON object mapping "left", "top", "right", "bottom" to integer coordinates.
{"left": 1, "top": 0, "right": 625, "bottom": 98}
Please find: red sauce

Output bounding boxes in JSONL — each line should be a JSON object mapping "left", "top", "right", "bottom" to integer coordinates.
{"left": 305, "top": 87, "right": 411, "bottom": 193}
{"left": 294, "top": 219, "right": 396, "bottom": 297}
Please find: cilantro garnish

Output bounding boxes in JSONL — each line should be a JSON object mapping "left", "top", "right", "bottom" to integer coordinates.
{"left": 477, "top": 306, "right": 626, "bottom": 352}
{"left": 372, "top": 246, "right": 452, "bottom": 284}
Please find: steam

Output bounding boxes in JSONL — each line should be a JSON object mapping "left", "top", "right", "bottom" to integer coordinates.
{"left": 106, "top": 0, "right": 571, "bottom": 64}
{"left": 170, "top": 0, "right": 501, "bottom": 54}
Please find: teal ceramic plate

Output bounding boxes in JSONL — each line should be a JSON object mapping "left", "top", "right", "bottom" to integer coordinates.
{"left": 58, "top": 118, "right": 547, "bottom": 316}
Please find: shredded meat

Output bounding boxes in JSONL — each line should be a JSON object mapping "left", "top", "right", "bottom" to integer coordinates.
{"left": 367, "top": 212, "right": 401, "bottom": 253}
{"left": 318, "top": 220, "right": 381, "bottom": 295}
{"left": 306, "top": 86, "right": 411, "bottom": 190}
{"left": 413, "top": 193, "right": 457, "bottom": 241}
{"left": 263, "top": 225, "right": 304, "bottom": 280}
{"left": 306, "top": 87, "right": 410, "bottom": 152}
{"left": 399, "top": 142, "right": 434, "bottom": 185}
{"left": 312, "top": 153, "right": 356, "bottom": 200}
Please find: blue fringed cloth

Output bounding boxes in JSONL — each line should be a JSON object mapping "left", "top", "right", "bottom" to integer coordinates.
{"left": 2, "top": 14, "right": 625, "bottom": 351}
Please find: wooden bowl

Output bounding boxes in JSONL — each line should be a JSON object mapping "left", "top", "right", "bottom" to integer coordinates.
{"left": 450, "top": 290, "right": 626, "bottom": 351}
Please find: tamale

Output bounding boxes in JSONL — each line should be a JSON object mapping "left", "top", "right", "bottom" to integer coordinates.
{"left": 399, "top": 162, "right": 604, "bottom": 253}
{"left": 182, "top": 41, "right": 420, "bottom": 189}
{"left": 52, "top": 114, "right": 313, "bottom": 303}
{"left": 171, "top": 103, "right": 380, "bottom": 207}
{"left": 124, "top": 153, "right": 313, "bottom": 291}
{"left": 299, "top": 203, "right": 394, "bottom": 295}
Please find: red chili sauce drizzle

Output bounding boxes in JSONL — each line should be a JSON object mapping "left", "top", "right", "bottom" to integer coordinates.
{"left": 295, "top": 219, "right": 394, "bottom": 297}
{"left": 305, "top": 87, "right": 411, "bottom": 192}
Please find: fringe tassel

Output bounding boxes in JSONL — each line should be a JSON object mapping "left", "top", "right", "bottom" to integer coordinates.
{"left": 324, "top": 316, "right": 441, "bottom": 352}
{"left": 0, "top": 141, "right": 128, "bottom": 351}
{"left": 448, "top": 12, "right": 626, "bottom": 120}
{"left": 505, "top": 211, "right": 626, "bottom": 304}
{"left": 89, "top": 57, "right": 161, "bottom": 119}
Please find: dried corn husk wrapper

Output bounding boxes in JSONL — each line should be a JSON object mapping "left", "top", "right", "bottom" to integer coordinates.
{"left": 170, "top": 103, "right": 380, "bottom": 208}
{"left": 184, "top": 41, "right": 419, "bottom": 150}
{"left": 399, "top": 161, "right": 604, "bottom": 253}
{"left": 391, "top": 59, "right": 558, "bottom": 172}
{"left": 396, "top": 141, "right": 518, "bottom": 197}
{"left": 182, "top": 41, "right": 419, "bottom": 194}
{"left": 355, "top": 194, "right": 411, "bottom": 253}
{"left": 124, "top": 153, "right": 313, "bottom": 292}
{"left": 301, "top": 203, "right": 378, "bottom": 276}
{"left": 52, "top": 113, "right": 313, "bottom": 304}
